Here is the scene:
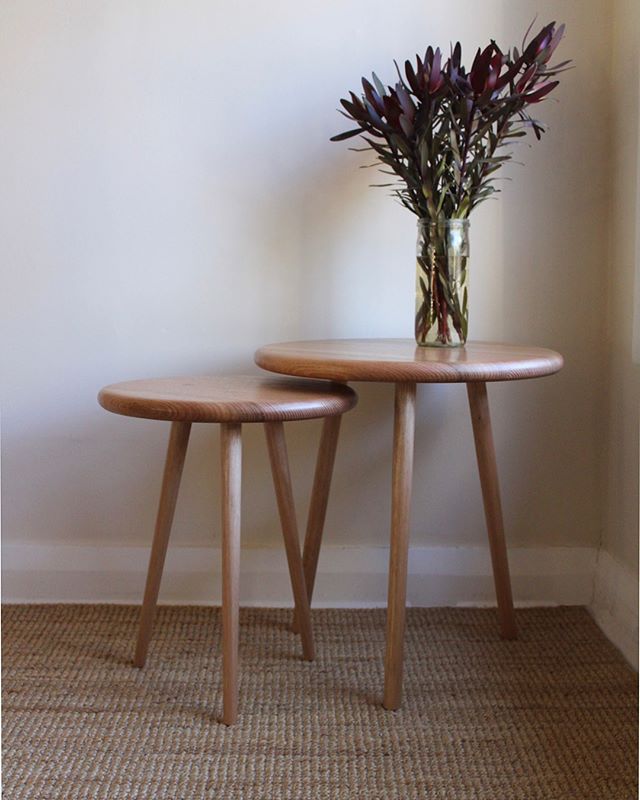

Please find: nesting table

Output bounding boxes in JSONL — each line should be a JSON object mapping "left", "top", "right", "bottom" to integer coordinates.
{"left": 99, "top": 375, "right": 357, "bottom": 724}
{"left": 255, "top": 339, "right": 564, "bottom": 710}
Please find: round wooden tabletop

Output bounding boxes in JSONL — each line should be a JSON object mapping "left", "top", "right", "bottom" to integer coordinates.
{"left": 98, "top": 375, "right": 357, "bottom": 423}
{"left": 255, "top": 339, "right": 563, "bottom": 383}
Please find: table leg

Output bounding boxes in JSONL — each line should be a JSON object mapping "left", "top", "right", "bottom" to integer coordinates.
{"left": 292, "top": 414, "right": 342, "bottom": 634}
{"left": 466, "top": 382, "right": 517, "bottom": 640}
{"left": 383, "top": 382, "right": 417, "bottom": 710}
{"left": 220, "top": 422, "right": 242, "bottom": 725}
{"left": 134, "top": 421, "right": 191, "bottom": 668}
{"left": 264, "top": 421, "right": 315, "bottom": 662}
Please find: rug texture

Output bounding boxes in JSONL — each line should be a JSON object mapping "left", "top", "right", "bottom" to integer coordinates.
{"left": 2, "top": 605, "right": 637, "bottom": 800}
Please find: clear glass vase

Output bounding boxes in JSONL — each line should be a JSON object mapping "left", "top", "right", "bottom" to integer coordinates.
{"left": 415, "top": 219, "right": 470, "bottom": 347}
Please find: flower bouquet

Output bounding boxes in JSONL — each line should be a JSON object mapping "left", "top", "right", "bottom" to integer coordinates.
{"left": 332, "top": 21, "right": 570, "bottom": 346}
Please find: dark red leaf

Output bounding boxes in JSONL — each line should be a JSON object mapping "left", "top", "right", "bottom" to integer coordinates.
{"left": 524, "top": 80, "right": 559, "bottom": 102}
{"left": 395, "top": 82, "right": 415, "bottom": 119}
{"left": 516, "top": 63, "right": 538, "bottom": 92}
{"left": 399, "top": 114, "right": 413, "bottom": 137}
{"left": 523, "top": 21, "right": 556, "bottom": 62}
{"left": 452, "top": 41, "right": 462, "bottom": 67}
{"left": 340, "top": 97, "right": 366, "bottom": 122}
{"left": 330, "top": 128, "right": 364, "bottom": 141}
{"left": 382, "top": 94, "right": 401, "bottom": 126}
{"left": 540, "top": 23, "right": 565, "bottom": 63}
{"left": 428, "top": 48, "right": 442, "bottom": 92}
{"left": 470, "top": 45, "right": 494, "bottom": 93}
{"left": 363, "top": 98, "right": 385, "bottom": 127}
{"left": 404, "top": 59, "right": 420, "bottom": 94}
{"left": 362, "top": 77, "right": 385, "bottom": 115}
{"left": 495, "top": 56, "right": 525, "bottom": 90}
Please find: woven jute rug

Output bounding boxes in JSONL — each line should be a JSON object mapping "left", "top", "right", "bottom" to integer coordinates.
{"left": 2, "top": 605, "right": 637, "bottom": 799}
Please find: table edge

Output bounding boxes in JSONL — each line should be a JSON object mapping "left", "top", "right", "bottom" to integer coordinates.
{"left": 254, "top": 342, "right": 564, "bottom": 383}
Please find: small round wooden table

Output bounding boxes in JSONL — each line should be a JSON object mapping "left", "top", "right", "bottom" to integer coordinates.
{"left": 254, "top": 339, "right": 564, "bottom": 710}
{"left": 98, "top": 375, "right": 357, "bottom": 724}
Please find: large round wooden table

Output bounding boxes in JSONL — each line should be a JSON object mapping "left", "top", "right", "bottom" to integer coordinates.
{"left": 255, "top": 339, "right": 564, "bottom": 710}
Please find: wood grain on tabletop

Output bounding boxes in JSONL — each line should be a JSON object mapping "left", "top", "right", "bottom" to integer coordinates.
{"left": 98, "top": 375, "right": 357, "bottom": 423}
{"left": 255, "top": 339, "right": 564, "bottom": 383}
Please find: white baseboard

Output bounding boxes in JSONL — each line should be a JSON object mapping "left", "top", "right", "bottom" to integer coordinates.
{"left": 589, "top": 550, "right": 639, "bottom": 669}
{"left": 2, "top": 543, "right": 597, "bottom": 608}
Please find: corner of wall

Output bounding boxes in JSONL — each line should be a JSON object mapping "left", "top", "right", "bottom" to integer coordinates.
{"left": 589, "top": 549, "right": 639, "bottom": 669}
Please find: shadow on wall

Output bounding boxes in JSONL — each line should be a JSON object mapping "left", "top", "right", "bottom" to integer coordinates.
{"left": 498, "top": 2, "right": 608, "bottom": 550}
{"left": 255, "top": 155, "right": 491, "bottom": 547}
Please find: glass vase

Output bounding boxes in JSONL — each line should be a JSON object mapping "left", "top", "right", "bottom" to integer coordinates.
{"left": 415, "top": 218, "right": 470, "bottom": 347}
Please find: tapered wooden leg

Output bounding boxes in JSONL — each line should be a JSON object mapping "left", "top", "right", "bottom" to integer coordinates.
{"left": 292, "top": 415, "right": 342, "bottom": 634}
{"left": 264, "top": 421, "right": 315, "bottom": 662}
{"left": 134, "top": 421, "right": 191, "bottom": 668}
{"left": 383, "top": 382, "right": 416, "bottom": 711}
{"left": 467, "top": 382, "right": 517, "bottom": 640}
{"left": 220, "top": 422, "right": 242, "bottom": 725}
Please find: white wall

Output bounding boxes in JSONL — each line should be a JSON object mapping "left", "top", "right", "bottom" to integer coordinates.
{"left": 0, "top": 2, "right": 628, "bottom": 628}
{"left": 590, "top": 0, "right": 640, "bottom": 665}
